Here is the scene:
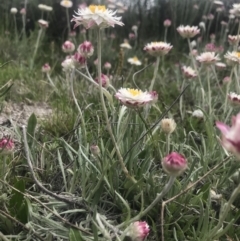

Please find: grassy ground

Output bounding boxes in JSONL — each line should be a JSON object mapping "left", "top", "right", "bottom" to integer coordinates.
{"left": 1, "top": 0, "right": 240, "bottom": 241}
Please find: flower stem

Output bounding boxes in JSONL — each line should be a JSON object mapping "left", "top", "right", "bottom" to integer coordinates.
{"left": 149, "top": 57, "right": 160, "bottom": 91}
{"left": 117, "top": 176, "right": 176, "bottom": 228}
{"left": 31, "top": 28, "right": 43, "bottom": 69}
{"left": 13, "top": 15, "right": 18, "bottom": 43}
{"left": 207, "top": 183, "right": 240, "bottom": 240}
{"left": 70, "top": 69, "right": 86, "bottom": 144}
{"left": 66, "top": 8, "right": 71, "bottom": 35}
{"left": 96, "top": 28, "right": 136, "bottom": 184}
{"left": 207, "top": 67, "right": 212, "bottom": 115}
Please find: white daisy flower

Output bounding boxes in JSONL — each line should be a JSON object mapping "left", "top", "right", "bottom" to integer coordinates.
{"left": 181, "top": 66, "right": 197, "bottom": 79}
{"left": 128, "top": 56, "right": 142, "bottom": 66}
{"left": 72, "top": 5, "right": 124, "bottom": 29}
{"left": 177, "top": 25, "right": 200, "bottom": 38}
{"left": 143, "top": 42, "right": 173, "bottom": 57}
{"left": 224, "top": 51, "right": 240, "bottom": 65}
{"left": 228, "top": 92, "right": 240, "bottom": 105}
{"left": 60, "top": 0, "right": 73, "bottom": 8}
{"left": 115, "top": 88, "right": 156, "bottom": 108}
{"left": 196, "top": 52, "right": 220, "bottom": 64}
{"left": 120, "top": 42, "right": 132, "bottom": 49}
{"left": 231, "top": 3, "right": 240, "bottom": 17}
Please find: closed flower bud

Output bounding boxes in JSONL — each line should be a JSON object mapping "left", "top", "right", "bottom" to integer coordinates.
{"left": 95, "top": 74, "right": 109, "bottom": 88}
{"left": 192, "top": 109, "right": 204, "bottom": 119}
{"left": 73, "top": 52, "right": 86, "bottom": 68}
{"left": 78, "top": 41, "right": 94, "bottom": 57}
{"left": 126, "top": 221, "right": 150, "bottom": 241}
{"left": 163, "top": 19, "right": 171, "bottom": 27}
{"left": 62, "top": 40, "right": 75, "bottom": 53}
{"left": 160, "top": 118, "right": 176, "bottom": 134}
{"left": 162, "top": 152, "right": 188, "bottom": 176}
{"left": 0, "top": 137, "right": 14, "bottom": 155}
{"left": 104, "top": 62, "right": 112, "bottom": 69}
{"left": 41, "top": 63, "right": 51, "bottom": 73}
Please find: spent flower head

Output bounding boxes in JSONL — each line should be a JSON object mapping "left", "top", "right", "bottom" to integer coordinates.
{"left": 72, "top": 5, "right": 124, "bottom": 29}
{"left": 38, "top": 19, "right": 49, "bottom": 28}
{"left": 160, "top": 118, "right": 177, "bottom": 134}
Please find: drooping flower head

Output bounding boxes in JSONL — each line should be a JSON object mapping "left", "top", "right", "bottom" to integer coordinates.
{"left": 115, "top": 88, "right": 156, "bottom": 108}
{"left": 216, "top": 113, "right": 240, "bottom": 159}
{"left": 71, "top": 5, "right": 124, "bottom": 29}
{"left": 126, "top": 221, "right": 150, "bottom": 241}
{"left": 162, "top": 152, "right": 188, "bottom": 176}
{"left": 143, "top": 42, "right": 172, "bottom": 57}
{"left": 177, "top": 25, "right": 200, "bottom": 38}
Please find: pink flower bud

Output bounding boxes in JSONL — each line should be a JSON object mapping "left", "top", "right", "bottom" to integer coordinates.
{"left": 0, "top": 137, "right": 14, "bottom": 155}
{"left": 163, "top": 19, "right": 171, "bottom": 27}
{"left": 162, "top": 152, "right": 188, "bottom": 176}
{"left": 41, "top": 63, "right": 51, "bottom": 73}
{"left": 104, "top": 62, "right": 112, "bottom": 70}
{"left": 150, "top": 91, "right": 158, "bottom": 104}
{"left": 129, "top": 33, "right": 135, "bottom": 39}
{"left": 216, "top": 113, "right": 240, "bottom": 159}
{"left": 73, "top": 52, "right": 86, "bottom": 68}
{"left": 62, "top": 40, "right": 75, "bottom": 53}
{"left": 95, "top": 74, "right": 109, "bottom": 88}
{"left": 126, "top": 221, "right": 150, "bottom": 241}
{"left": 78, "top": 41, "right": 94, "bottom": 57}
{"left": 20, "top": 8, "right": 26, "bottom": 15}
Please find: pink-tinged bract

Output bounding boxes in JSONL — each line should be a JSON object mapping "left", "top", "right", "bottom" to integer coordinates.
{"left": 78, "top": 41, "right": 94, "bottom": 57}
{"left": 216, "top": 113, "right": 240, "bottom": 159}
{"left": 95, "top": 74, "right": 109, "bottom": 88}
{"left": 62, "top": 40, "right": 75, "bottom": 53}
{"left": 162, "top": 152, "right": 188, "bottom": 176}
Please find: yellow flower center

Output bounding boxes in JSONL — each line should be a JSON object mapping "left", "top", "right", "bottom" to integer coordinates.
{"left": 132, "top": 56, "right": 139, "bottom": 62}
{"left": 63, "top": 0, "right": 70, "bottom": 5}
{"left": 236, "top": 52, "right": 240, "bottom": 58}
{"left": 127, "top": 89, "right": 142, "bottom": 96}
{"left": 89, "top": 5, "right": 106, "bottom": 13}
